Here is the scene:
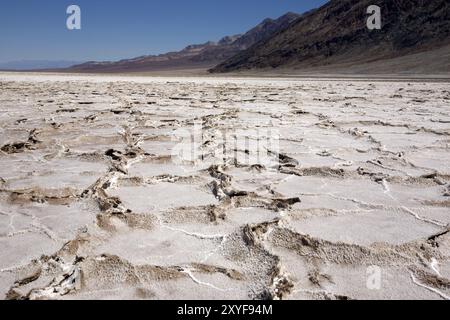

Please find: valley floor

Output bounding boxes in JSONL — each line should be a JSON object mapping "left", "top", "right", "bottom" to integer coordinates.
{"left": 0, "top": 72, "right": 449, "bottom": 300}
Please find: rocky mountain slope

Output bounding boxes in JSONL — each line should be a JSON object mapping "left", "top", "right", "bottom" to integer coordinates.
{"left": 68, "top": 12, "right": 300, "bottom": 73}
{"left": 210, "top": 0, "right": 450, "bottom": 74}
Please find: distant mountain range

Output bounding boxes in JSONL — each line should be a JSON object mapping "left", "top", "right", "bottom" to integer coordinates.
{"left": 210, "top": 0, "right": 450, "bottom": 74}
{"left": 0, "top": 60, "right": 82, "bottom": 71}
{"left": 67, "top": 12, "right": 300, "bottom": 73}
{"left": 6, "top": 0, "right": 449, "bottom": 75}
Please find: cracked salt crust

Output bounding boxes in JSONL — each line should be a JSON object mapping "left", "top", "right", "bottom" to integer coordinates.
{"left": 0, "top": 73, "right": 449, "bottom": 300}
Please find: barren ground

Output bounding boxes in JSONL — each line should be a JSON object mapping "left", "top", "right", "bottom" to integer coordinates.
{"left": 0, "top": 72, "right": 449, "bottom": 300}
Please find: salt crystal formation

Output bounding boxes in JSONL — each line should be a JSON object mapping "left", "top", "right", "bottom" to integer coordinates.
{"left": 0, "top": 73, "right": 449, "bottom": 300}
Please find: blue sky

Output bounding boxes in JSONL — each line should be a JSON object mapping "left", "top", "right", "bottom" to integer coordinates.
{"left": 0, "top": 0, "right": 328, "bottom": 63}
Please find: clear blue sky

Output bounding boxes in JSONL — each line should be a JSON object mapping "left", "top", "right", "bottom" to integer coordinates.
{"left": 0, "top": 0, "right": 328, "bottom": 63}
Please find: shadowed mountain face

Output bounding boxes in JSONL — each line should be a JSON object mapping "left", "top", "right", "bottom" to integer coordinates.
{"left": 231, "top": 12, "right": 303, "bottom": 50}
{"left": 210, "top": 0, "right": 450, "bottom": 73}
{"left": 68, "top": 12, "right": 300, "bottom": 73}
